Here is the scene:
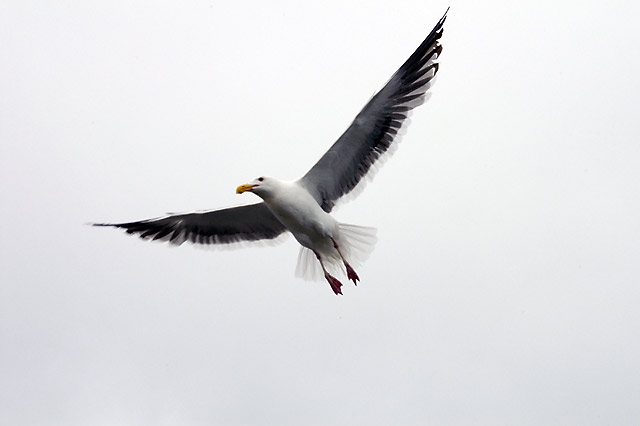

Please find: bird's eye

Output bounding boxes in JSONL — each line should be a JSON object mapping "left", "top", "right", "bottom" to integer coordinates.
{"left": 258, "top": 177, "right": 264, "bottom": 182}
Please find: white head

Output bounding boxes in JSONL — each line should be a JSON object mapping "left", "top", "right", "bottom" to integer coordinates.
{"left": 236, "top": 176, "right": 280, "bottom": 200}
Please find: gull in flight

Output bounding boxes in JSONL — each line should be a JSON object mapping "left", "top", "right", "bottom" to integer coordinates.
{"left": 95, "top": 10, "right": 447, "bottom": 295}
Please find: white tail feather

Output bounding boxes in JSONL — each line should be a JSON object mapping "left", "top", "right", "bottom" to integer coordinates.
{"left": 295, "top": 223, "right": 377, "bottom": 281}
{"left": 295, "top": 246, "right": 324, "bottom": 281}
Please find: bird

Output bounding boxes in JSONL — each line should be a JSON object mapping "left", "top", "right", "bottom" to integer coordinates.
{"left": 94, "top": 9, "right": 448, "bottom": 295}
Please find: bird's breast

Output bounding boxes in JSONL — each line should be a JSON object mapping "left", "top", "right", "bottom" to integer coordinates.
{"left": 264, "top": 186, "right": 336, "bottom": 248}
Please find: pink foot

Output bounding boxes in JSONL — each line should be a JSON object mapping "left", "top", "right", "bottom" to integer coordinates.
{"left": 345, "top": 264, "right": 360, "bottom": 285}
{"left": 325, "top": 273, "right": 343, "bottom": 295}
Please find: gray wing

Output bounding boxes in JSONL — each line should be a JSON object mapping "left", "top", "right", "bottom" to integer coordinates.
{"left": 299, "top": 9, "right": 447, "bottom": 212}
{"left": 93, "top": 202, "right": 287, "bottom": 246}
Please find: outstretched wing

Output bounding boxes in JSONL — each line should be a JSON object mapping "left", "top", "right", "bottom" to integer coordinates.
{"left": 93, "top": 202, "right": 287, "bottom": 246}
{"left": 299, "top": 9, "right": 447, "bottom": 212}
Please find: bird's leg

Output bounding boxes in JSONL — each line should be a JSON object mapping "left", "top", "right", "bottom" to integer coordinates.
{"left": 330, "top": 238, "right": 360, "bottom": 285}
{"left": 314, "top": 250, "right": 343, "bottom": 295}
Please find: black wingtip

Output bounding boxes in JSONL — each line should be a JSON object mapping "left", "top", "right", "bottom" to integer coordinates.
{"left": 436, "top": 7, "right": 449, "bottom": 31}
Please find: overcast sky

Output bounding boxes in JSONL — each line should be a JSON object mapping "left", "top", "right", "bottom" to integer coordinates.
{"left": 2, "top": 1, "right": 640, "bottom": 425}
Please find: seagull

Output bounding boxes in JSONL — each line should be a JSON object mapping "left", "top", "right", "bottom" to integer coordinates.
{"left": 95, "top": 10, "right": 447, "bottom": 295}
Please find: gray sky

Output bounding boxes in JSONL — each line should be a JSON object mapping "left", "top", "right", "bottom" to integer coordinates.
{"left": 2, "top": 1, "right": 640, "bottom": 425}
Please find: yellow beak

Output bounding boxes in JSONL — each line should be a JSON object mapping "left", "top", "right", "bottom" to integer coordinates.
{"left": 236, "top": 184, "right": 257, "bottom": 194}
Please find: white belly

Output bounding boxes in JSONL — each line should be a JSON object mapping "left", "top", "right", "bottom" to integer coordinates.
{"left": 264, "top": 184, "right": 337, "bottom": 250}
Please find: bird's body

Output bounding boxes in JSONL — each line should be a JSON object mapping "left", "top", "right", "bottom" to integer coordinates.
{"left": 236, "top": 176, "right": 372, "bottom": 293}
{"left": 252, "top": 178, "right": 335, "bottom": 251}
{"left": 94, "top": 9, "right": 448, "bottom": 294}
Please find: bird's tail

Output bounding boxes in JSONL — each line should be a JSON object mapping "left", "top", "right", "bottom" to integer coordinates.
{"left": 336, "top": 223, "right": 378, "bottom": 267}
{"left": 295, "top": 223, "right": 377, "bottom": 281}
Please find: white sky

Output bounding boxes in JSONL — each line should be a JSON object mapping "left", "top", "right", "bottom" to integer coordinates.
{"left": 2, "top": 1, "right": 640, "bottom": 425}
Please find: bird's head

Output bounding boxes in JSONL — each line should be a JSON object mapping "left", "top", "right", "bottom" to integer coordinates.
{"left": 236, "top": 176, "right": 277, "bottom": 199}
